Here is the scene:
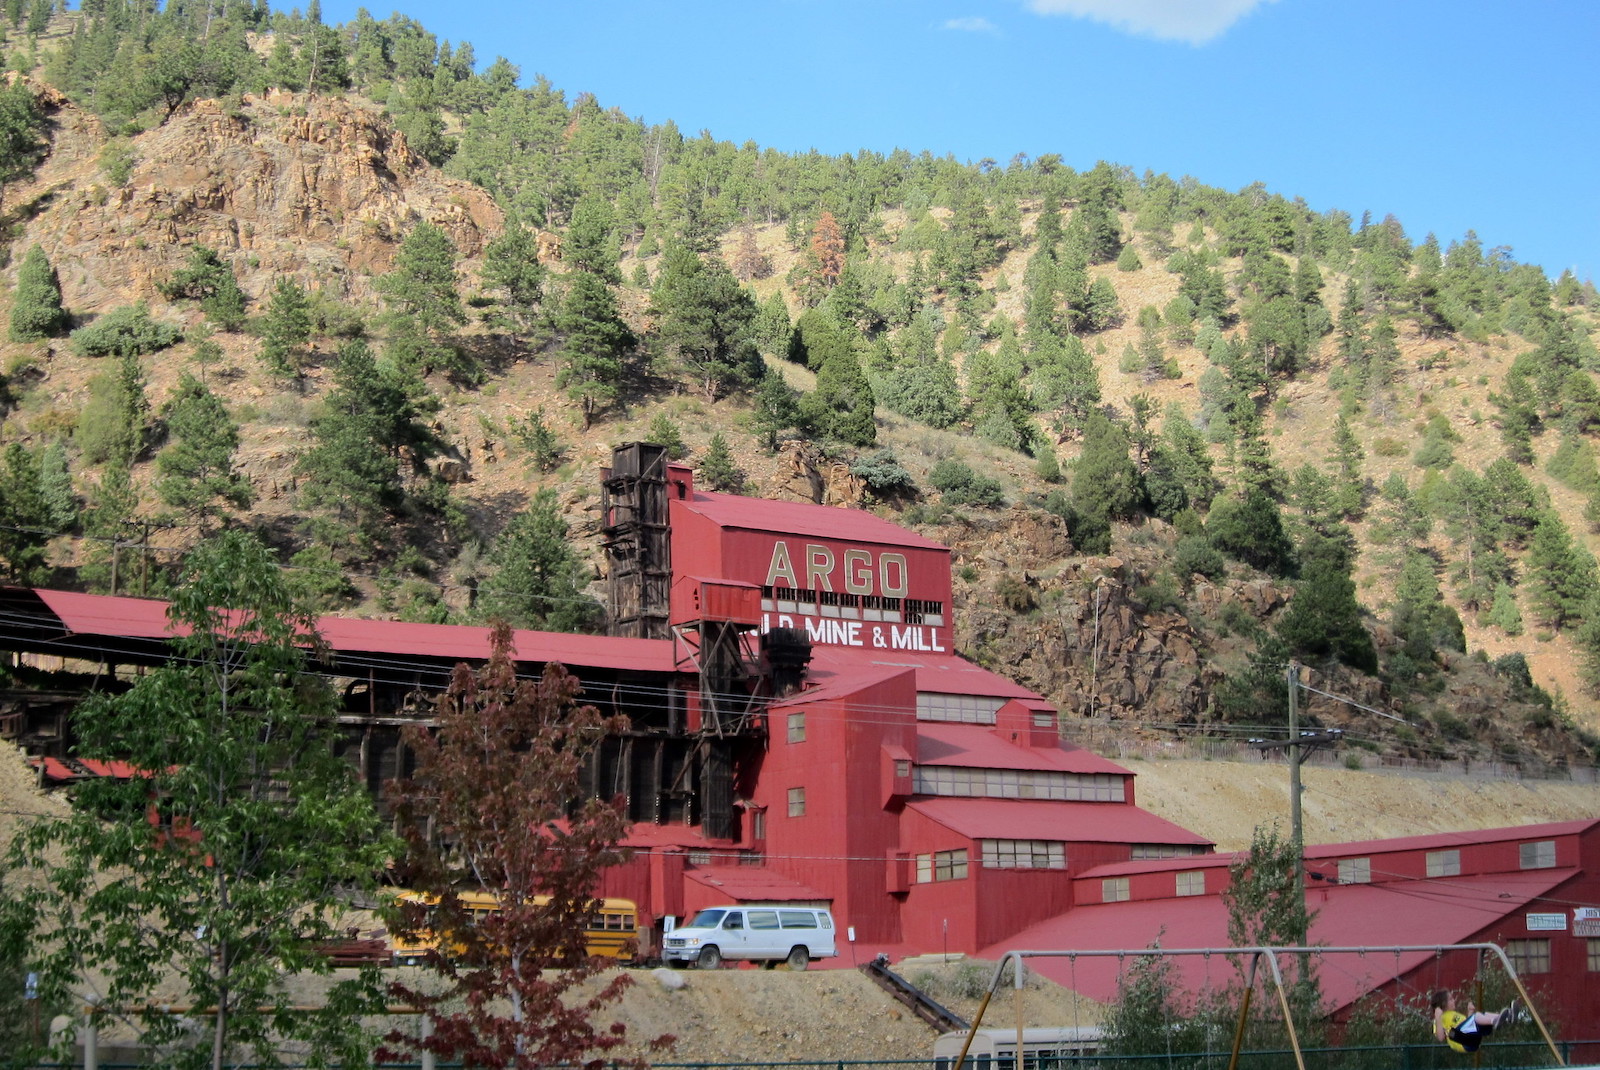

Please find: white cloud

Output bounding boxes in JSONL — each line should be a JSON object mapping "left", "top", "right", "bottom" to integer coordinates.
{"left": 1024, "top": 0, "right": 1277, "bottom": 45}
{"left": 944, "top": 16, "right": 1000, "bottom": 34}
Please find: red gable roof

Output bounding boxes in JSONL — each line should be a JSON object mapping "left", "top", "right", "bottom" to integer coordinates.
{"left": 915, "top": 722, "right": 1132, "bottom": 776}
{"left": 681, "top": 489, "right": 949, "bottom": 550}
{"left": 982, "top": 867, "right": 1574, "bottom": 1012}
{"left": 908, "top": 797, "right": 1210, "bottom": 847}
{"left": 808, "top": 646, "right": 1042, "bottom": 699}
{"left": 29, "top": 588, "right": 678, "bottom": 674}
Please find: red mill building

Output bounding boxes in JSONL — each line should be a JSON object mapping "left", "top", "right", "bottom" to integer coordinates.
{"left": 6, "top": 442, "right": 1597, "bottom": 1031}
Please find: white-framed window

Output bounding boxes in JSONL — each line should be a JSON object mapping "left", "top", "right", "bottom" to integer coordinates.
{"left": 1588, "top": 939, "right": 1600, "bottom": 973}
{"left": 913, "top": 765, "right": 1126, "bottom": 802}
{"left": 1506, "top": 938, "right": 1551, "bottom": 974}
{"left": 1520, "top": 840, "right": 1556, "bottom": 870}
{"left": 1426, "top": 849, "right": 1460, "bottom": 878}
{"left": 752, "top": 810, "right": 766, "bottom": 841}
{"left": 894, "top": 759, "right": 912, "bottom": 778}
{"left": 979, "top": 839, "right": 1066, "bottom": 870}
{"left": 787, "top": 711, "right": 806, "bottom": 744}
{"left": 1175, "top": 871, "right": 1205, "bottom": 897}
{"left": 1337, "top": 858, "right": 1372, "bottom": 884}
{"left": 917, "top": 849, "right": 969, "bottom": 883}
{"left": 787, "top": 787, "right": 805, "bottom": 817}
{"left": 1102, "top": 877, "right": 1130, "bottom": 903}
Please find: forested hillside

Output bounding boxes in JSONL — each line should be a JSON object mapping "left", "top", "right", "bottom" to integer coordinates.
{"left": 0, "top": 1, "right": 1598, "bottom": 768}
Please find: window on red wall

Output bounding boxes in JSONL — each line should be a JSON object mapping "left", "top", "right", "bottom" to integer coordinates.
{"left": 787, "top": 712, "right": 806, "bottom": 744}
{"left": 1588, "top": 939, "right": 1600, "bottom": 973}
{"left": 787, "top": 787, "right": 805, "bottom": 817}
{"left": 1507, "top": 938, "right": 1551, "bottom": 975}
{"left": 1519, "top": 840, "right": 1556, "bottom": 869}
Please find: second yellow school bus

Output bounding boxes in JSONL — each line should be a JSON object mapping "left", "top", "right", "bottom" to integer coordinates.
{"left": 390, "top": 890, "right": 640, "bottom": 965}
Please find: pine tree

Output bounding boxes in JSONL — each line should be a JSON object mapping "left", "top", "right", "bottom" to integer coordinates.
{"left": 0, "top": 443, "right": 52, "bottom": 584}
{"left": 651, "top": 244, "right": 764, "bottom": 402}
{"left": 482, "top": 220, "right": 548, "bottom": 346}
{"left": 556, "top": 271, "right": 633, "bottom": 429}
{"left": 378, "top": 221, "right": 469, "bottom": 379}
{"left": 161, "top": 246, "right": 248, "bottom": 332}
{"left": 1525, "top": 511, "right": 1598, "bottom": 631}
{"left": 156, "top": 372, "right": 253, "bottom": 532}
{"left": 697, "top": 432, "right": 745, "bottom": 492}
{"left": 259, "top": 277, "right": 313, "bottom": 379}
{"left": 751, "top": 371, "right": 804, "bottom": 451}
{"left": 799, "top": 210, "right": 845, "bottom": 304}
{"left": 474, "top": 489, "right": 603, "bottom": 632}
{"left": 802, "top": 350, "right": 875, "bottom": 447}
{"left": 8, "top": 244, "right": 66, "bottom": 341}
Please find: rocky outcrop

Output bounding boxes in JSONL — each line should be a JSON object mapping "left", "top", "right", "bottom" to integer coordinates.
{"left": 15, "top": 87, "right": 502, "bottom": 314}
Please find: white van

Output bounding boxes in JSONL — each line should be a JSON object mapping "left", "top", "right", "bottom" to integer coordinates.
{"left": 662, "top": 905, "right": 837, "bottom": 970}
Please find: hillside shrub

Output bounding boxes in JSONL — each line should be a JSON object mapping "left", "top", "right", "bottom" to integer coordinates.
{"left": 927, "top": 459, "right": 1004, "bottom": 508}
{"left": 70, "top": 303, "right": 181, "bottom": 357}
{"left": 851, "top": 449, "right": 917, "bottom": 499}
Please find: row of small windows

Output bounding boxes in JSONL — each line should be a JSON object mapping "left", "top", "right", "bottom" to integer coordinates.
{"left": 1130, "top": 844, "right": 1209, "bottom": 860}
{"left": 761, "top": 588, "right": 945, "bottom": 626}
{"left": 1104, "top": 870, "right": 1208, "bottom": 901}
{"left": 1507, "top": 938, "right": 1600, "bottom": 974}
{"left": 914, "top": 766, "right": 1126, "bottom": 802}
{"left": 1331, "top": 841, "right": 1553, "bottom": 884}
{"left": 979, "top": 839, "right": 1066, "bottom": 870}
{"left": 917, "top": 693, "right": 1004, "bottom": 725}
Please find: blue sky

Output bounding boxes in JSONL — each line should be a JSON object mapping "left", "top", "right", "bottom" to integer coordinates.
{"left": 315, "top": 0, "right": 1597, "bottom": 281}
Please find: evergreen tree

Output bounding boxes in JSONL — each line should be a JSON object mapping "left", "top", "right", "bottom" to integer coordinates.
{"left": 0, "top": 75, "right": 45, "bottom": 215}
{"left": 0, "top": 443, "right": 53, "bottom": 584}
{"left": 802, "top": 350, "right": 875, "bottom": 447}
{"left": 1071, "top": 409, "right": 1139, "bottom": 552}
{"left": 162, "top": 246, "right": 248, "bottom": 332}
{"left": 564, "top": 191, "right": 620, "bottom": 283}
{"left": 482, "top": 220, "right": 548, "bottom": 346}
{"left": 474, "top": 489, "right": 603, "bottom": 632}
{"left": 1391, "top": 549, "right": 1466, "bottom": 664}
{"left": 651, "top": 244, "right": 764, "bottom": 402}
{"left": 751, "top": 371, "right": 804, "bottom": 451}
{"left": 378, "top": 221, "right": 469, "bottom": 379}
{"left": 556, "top": 270, "right": 633, "bottom": 429}
{"left": 1208, "top": 489, "right": 1296, "bottom": 577}
{"left": 8, "top": 244, "right": 67, "bottom": 341}
{"left": 1525, "top": 511, "right": 1597, "bottom": 631}
{"left": 697, "top": 432, "right": 745, "bottom": 492}
{"left": 1276, "top": 533, "right": 1377, "bottom": 672}
{"left": 258, "top": 277, "right": 313, "bottom": 379}
{"left": 156, "top": 372, "right": 253, "bottom": 532}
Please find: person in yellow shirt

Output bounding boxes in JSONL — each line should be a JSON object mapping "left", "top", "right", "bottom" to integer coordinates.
{"left": 1431, "top": 989, "right": 1522, "bottom": 1054}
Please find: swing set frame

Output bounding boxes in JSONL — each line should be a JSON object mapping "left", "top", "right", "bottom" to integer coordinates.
{"left": 951, "top": 943, "right": 1568, "bottom": 1070}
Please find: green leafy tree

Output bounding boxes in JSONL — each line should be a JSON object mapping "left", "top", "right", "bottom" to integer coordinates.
{"left": 1221, "top": 824, "right": 1324, "bottom": 1047}
{"left": 697, "top": 432, "right": 745, "bottom": 493}
{"left": 378, "top": 221, "right": 470, "bottom": 379}
{"left": 6, "top": 531, "right": 393, "bottom": 1070}
{"left": 1100, "top": 946, "right": 1216, "bottom": 1060}
{"left": 161, "top": 246, "right": 248, "bottom": 332}
{"left": 556, "top": 270, "right": 633, "bottom": 429}
{"left": 8, "top": 245, "right": 67, "bottom": 341}
{"left": 156, "top": 372, "right": 253, "bottom": 532}
{"left": 474, "top": 489, "right": 603, "bottom": 632}
{"left": 381, "top": 626, "right": 668, "bottom": 1069}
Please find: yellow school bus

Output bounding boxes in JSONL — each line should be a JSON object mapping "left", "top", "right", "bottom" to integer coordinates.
{"left": 390, "top": 890, "right": 640, "bottom": 965}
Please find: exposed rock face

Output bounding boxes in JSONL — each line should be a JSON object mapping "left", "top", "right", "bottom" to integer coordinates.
{"left": 16, "top": 87, "right": 502, "bottom": 314}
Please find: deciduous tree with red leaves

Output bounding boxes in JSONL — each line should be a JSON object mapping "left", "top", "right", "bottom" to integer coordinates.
{"left": 381, "top": 623, "right": 673, "bottom": 1069}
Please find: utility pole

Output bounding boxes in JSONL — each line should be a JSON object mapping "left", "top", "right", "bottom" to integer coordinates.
{"left": 1249, "top": 662, "right": 1343, "bottom": 947}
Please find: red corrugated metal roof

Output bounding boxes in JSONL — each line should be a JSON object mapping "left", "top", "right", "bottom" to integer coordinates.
{"left": 916, "top": 722, "right": 1133, "bottom": 776}
{"left": 1300, "top": 819, "right": 1600, "bottom": 858}
{"left": 980, "top": 867, "right": 1574, "bottom": 1012}
{"left": 684, "top": 866, "right": 829, "bottom": 902}
{"left": 908, "top": 797, "right": 1211, "bottom": 847}
{"left": 619, "top": 825, "right": 725, "bottom": 850}
{"left": 682, "top": 490, "right": 950, "bottom": 549}
{"left": 808, "top": 646, "right": 1042, "bottom": 699}
{"left": 30, "top": 589, "right": 679, "bottom": 673}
